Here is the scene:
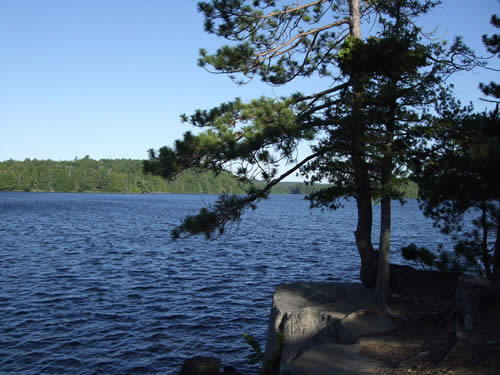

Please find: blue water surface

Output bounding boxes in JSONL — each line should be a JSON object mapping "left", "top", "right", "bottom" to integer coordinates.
{"left": 0, "top": 192, "right": 448, "bottom": 374}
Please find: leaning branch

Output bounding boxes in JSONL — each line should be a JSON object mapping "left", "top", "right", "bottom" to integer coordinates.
{"left": 256, "top": 19, "right": 350, "bottom": 59}
{"left": 479, "top": 98, "right": 500, "bottom": 103}
{"left": 261, "top": 151, "right": 320, "bottom": 194}
{"left": 294, "top": 82, "right": 349, "bottom": 103}
{"left": 260, "top": 0, "right": 329, "bottom": 19}
{"left": 172, "top": 151, "right": 321, "bottom": 240}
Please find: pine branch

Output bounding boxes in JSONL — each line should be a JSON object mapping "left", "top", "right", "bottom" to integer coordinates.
{"left": 294, "top": 82, "right": 349, "bottom": 102}
{"left": 171, "top": 151, "right": 320, "bottom": 239}
{"left": 256, "top": 19, "right": 350, "bottom": 59}
{"left": 260, "top": 0, "right": 329, "bottom": 19}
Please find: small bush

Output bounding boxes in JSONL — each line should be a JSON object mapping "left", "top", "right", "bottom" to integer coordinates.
{"left": 401, "top": 243, "right": 436, "bottom": 270}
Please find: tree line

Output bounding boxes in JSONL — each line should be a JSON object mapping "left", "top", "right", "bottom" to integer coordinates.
{"left": 0, "top": 157, "right": 242, "bottom": 194}
{"left": 0, "top": 156, "right": 414, "bottom": 196}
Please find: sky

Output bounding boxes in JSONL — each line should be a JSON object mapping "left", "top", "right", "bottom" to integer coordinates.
{"left": 1, "top": 0, "right": 498, "bottom": 163}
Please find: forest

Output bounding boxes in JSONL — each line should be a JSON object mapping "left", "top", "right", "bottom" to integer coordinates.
{"left": 0, "top": 157, "right": 419, "bottom": 197}
{"left": 0, "top": 157, "right": 243, "bottom": 194}
{"left": 0, "top": 156, "right": 387, "bottom": 196}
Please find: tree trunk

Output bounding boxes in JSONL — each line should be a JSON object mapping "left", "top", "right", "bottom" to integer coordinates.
{"left": 349, "top": 0, "right": 361, "bottom": 38}
{"left": 493, "top": 208, "right": 500, "bottom": 287}
{"left": 349, "top": 0, "right": 377, "bottom": 286}
{"left": 480, "top": 200, "right": 492, "bottom": 280}
{"left": 356, "top": 187, "right": 377, "bottom": 286}
{"left": 376, "top": 196, "right": 391, "bottom": 308}
{"left": 376, "top": 94, "right": 395, "bottom": 308}
{"left": 375, "top": 1, "right": 405, "bottom": 310}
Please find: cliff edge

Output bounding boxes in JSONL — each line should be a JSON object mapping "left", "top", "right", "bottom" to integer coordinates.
{"left": 263, "top": 278, "right": 500, "bottom": 375}
{"left": 263, "top": 282, "right": 394, "bottom": 374}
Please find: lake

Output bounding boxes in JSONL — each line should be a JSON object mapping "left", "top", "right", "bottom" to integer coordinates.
{"left": 0, "top": 192, "right": 448, "bottom": 374}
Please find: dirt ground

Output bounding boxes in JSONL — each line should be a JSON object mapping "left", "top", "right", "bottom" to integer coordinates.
{"left": 357, "top": 287, "right": 500, "bottom": 375}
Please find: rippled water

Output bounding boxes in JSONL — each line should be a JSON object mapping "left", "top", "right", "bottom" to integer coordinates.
{"left": 0, "top": 192, "right": 448, "bottom": 374}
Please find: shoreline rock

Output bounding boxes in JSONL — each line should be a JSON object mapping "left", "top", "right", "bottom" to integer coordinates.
{"left": 263, "top": 282, "right": 395, "bottom": 374}
{"left": 179, "top": 271, "right": 467, "bottom": 375}
{"left": 179, "top": 357, "right": 221, "bottom": 375}
{"left": 179, "top": 357, "right": 243, "bottom": 375}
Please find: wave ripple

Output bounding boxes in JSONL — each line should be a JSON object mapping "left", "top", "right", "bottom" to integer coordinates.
{"left": 0, "top": 192, "right": 447, "bottom": 374}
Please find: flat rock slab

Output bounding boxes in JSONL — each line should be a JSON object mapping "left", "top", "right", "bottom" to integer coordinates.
{"left": 283, "top": 343, "right": 383, "bottom": 375}
{"left": 273, "top": 282, "right": 377, "bottom": 317}
{"left": 341, "top": 309, "right": 395, "bottom": 342}
{"left": 264, "top": 282, "right": 395, "bottom": 371}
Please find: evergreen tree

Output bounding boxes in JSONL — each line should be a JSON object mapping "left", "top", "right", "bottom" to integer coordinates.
{"left": 345, "top": 0, "right": 449, "bottom": 304}
{"left": 144, "top": 0, "right": 382, "bottom": 285}
{"left": 414, "top": 12, "right": 500, "bottom": 285}
{"left": 413, "top": 97, "right": 500, "bottom": 283}
{"left": 145, "top": 0, "right": 477, "bottom": 297}
{"left": 479, "top": 13, "right": 500, "bottom": 103}
{"left": 481, "top": 11, "right": 500, "bottom": 286}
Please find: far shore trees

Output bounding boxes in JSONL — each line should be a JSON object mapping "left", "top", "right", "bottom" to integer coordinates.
{"left": 145, "top": 0, "right": 481, "bottom": 305}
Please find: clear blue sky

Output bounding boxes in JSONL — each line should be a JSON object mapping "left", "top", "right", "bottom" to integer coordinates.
{"left": 1, "top": 0, "right": 498, "bottom": 162}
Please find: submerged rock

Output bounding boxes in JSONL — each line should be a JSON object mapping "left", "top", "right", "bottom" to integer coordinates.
{"left": 222, "top": 365, "right": 242, "bottom": 375}
{"left": 179, "top": 356, "right": 221, "bottom": 375}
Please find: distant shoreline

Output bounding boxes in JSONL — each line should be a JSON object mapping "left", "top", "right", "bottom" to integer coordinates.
{"left": 0, "top": 158, "right": 419, "bottom": 198}
{"left": 0, "top": 189, "right": 304, "bottom": 195}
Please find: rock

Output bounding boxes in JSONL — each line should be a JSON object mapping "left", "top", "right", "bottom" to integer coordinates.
{"left": 341, "top": 309, "right": 395, "bottom": 343}
{"left": 456, "top": 275, "right": 490, "bottom": 332}
{"left": 279, "top": 306, "right": 341, "bottom": 363}
{"left": 444, "top": 338, "right": 482, "bottom": 364}
{"left": 263, "top": 282, "right": 395, "bottom": 370}
{"left": 222, "top": 366, "right": 242, "bottom": 375}
{"left": 179, "top": 357, "right": 221, "bottom": 375}
{"left": 400, "top": 351, "right": 431, "bottom": 367}
{"left": 389, "top": 265, "right": 457, "bottom": 295}
{"left": 282, "top": 342, "right": 383, "bottom": 375}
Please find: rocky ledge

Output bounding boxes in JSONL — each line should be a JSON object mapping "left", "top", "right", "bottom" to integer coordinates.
{"left": 263, "top": 282, "right": 395, "bottom": 375}
{"left": 179, "top": 274, "right": 499, "bottom": 375}
{"left": 178, "top": 282, "right": 392, "bottom": 375}
{"left": 263, "top": 276, "right": 499, "bottom": 375}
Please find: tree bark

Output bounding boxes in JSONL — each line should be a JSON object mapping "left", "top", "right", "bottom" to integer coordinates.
{"left": 376, "top": 196, "right": 391, "bottom": 307}
{"left": 480, "top": 200, "right": 492, "bottom": 280}
{"left": 348, "top": 0, "right": 377, "bottom": 287}
{"left": 349, "top": 0, "right": 361, "bottom": 39}
{"left": 493, "top": 207, "right": 500, "bottom": 287}
{"left": 375, "top": 1, "right": 405, "bottom": 310}
{"left": 375, "top": 98, "right": 394, "bottom": 308}
{"left": 375, "top": 90, "right": 396, "bottom": 308}
{"left": 355, "top": 186, "right": 377, "bottom": 286}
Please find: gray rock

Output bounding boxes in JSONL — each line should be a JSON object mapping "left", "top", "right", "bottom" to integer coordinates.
{"left": 282, "top": 343, "right": 383, "bottom": 375}
{"left": 263, "top": 282, "right": 395, "bottom": 371}
{"left": 179, "top": 356, "right": 221, "bottom": 375}
{"left": 456, "top": 275, "right": 490, "bottom": 332}
{"left": 341, "top": 309, "right": 395, "bottom": 343}
{"left": 444, "top": 338, "right": 482, "bottom": 364}
{"left": 400, "top": 351, "right": 431, "bottom": 367}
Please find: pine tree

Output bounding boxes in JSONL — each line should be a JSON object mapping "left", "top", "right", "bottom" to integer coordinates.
{"left": 145, "top": 0, "right": 480, "bottom": 295}
{"left": 144, "top": 0, "right": 382, "bottom": 285}
{"left": 414, "top": 11, "right": 500, "bottom": 286}
{"left": 413, "top": 96, "right": 500, "bottom": 283}
{"left": 480, "top": 13, "right": 500, "bottom": 103}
